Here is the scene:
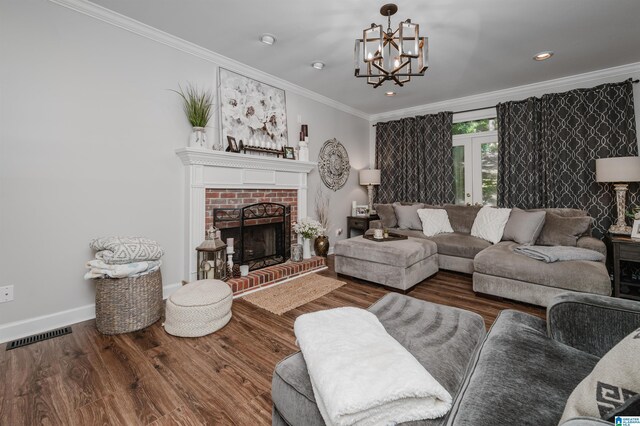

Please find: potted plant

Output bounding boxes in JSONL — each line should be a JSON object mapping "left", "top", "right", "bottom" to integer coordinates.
{"left": 172, "top": 84, "right": 214, "bottom": 149}
{"left": 293, "top": 218, "right": 325, "bottom": 259}
{"left": 314, "top": 190, "right": 331, "bottom": 257}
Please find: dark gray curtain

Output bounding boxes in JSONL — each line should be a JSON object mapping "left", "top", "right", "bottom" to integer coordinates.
{"left": 497, "top": 79, "right": 639, "bottom": 237}
{"left": 375, "top": 112, "right": 454, "bottom": 204}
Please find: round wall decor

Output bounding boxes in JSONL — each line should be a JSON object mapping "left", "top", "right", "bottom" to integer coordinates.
{"left": 318, "top": 138, "right": 350, "bottom": 191}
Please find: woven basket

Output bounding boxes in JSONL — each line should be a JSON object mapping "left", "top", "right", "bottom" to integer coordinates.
{"left": 94, "top": 269, "right": 163, "bottom": 334}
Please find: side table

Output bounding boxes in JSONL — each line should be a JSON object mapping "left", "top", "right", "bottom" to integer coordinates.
{"left": 607, "top": 234, "right": 640, "bottom": 300}
{"left": 346, "top": 215, "right": 379, "bottom": 238}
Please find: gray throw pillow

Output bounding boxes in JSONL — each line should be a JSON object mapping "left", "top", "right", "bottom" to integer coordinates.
{"left": 374, "top": 203, "right": 397, "bottom": 228}
{"left": 559, "top": 327, "right": 640, "bottom": 424}
{"left": 393, "top": 203, "right": 425, "bottom": 230}
{"left": 535, "top": 213, "right": 592, "bottom": 246}
{"left": 443, "top": 205, "right": 482, "bottom": 234}
{"left": 502, "top": 209, "right": 547, "bottom": 245}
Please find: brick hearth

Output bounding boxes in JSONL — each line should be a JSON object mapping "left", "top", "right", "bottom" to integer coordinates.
{"left": 228, "top": 256, "right": 326, "bottom": 295}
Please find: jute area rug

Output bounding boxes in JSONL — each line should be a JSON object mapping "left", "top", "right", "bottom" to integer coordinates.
{"left": 241, "top": 273, "right": 345, "bottom": 315}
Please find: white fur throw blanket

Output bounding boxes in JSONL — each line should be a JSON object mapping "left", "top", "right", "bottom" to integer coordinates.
{"left": 294, "top": 307, "right": 452, "bottom": 426}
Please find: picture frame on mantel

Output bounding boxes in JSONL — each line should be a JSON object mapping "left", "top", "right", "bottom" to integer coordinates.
{"left": 225, "top": 136, "right": 240, "bottom": 153}
{"left": 283, "top": 146, "right": 295, "bottom": 160}
{"left": 218, "top": 68, "right": 288, "bottom": 152}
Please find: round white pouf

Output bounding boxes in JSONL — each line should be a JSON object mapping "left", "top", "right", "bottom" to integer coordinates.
{"left": 164, "top": 279, "right": 232, "bottom": 337}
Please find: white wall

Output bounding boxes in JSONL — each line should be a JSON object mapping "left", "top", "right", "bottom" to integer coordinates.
{"left": 0, "top": 0, "right": 369, "bottom": 339}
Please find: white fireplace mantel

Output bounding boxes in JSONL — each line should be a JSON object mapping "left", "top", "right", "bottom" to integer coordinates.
{"left": 175, "top": 147, "right": 317, "bottom": 281}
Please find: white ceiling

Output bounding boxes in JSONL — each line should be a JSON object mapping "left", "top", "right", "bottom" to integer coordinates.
{"left": 90, "top": 0, "right": 640, "bottom": 115}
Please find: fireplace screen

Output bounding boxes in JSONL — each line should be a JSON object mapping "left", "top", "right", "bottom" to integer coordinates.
{"left": 213, "top": 203, "right": 291, "bottom": 270}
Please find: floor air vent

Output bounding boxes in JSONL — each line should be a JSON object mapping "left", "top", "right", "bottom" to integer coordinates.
{"left": 6, "top": 326, "right": 72, "bottom": 351}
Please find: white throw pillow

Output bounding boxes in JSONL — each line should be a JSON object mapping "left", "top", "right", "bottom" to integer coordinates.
{"left": 417, "top": 209, "right": 454, "bottom": 237}
{"left": 471, "top": 206, "right": 512, "bottom": 244}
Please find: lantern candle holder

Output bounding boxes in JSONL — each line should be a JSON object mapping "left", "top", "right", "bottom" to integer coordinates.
{"left": 196, "top": 226, "right": 228, "bottom": 281}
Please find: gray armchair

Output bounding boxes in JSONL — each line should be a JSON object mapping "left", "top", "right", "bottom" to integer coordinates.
{"left": 547, "top": 293, "right": 640, "bottom": 357}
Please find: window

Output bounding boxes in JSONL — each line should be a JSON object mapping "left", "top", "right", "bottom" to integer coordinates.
{"left": 452, "top": 118, "right": 497, "bottom": 135}
{"left": 452, "top": 119, "right": 498, "bottom": 206}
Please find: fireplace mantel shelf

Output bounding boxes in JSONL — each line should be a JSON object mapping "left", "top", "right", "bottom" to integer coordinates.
{"left": 175, "top": 147, "right": 316, "bottom": 173}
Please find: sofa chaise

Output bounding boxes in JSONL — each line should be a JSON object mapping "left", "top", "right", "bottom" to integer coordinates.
{"left": 360, "top": 204, "right": 612, "bottom": 307}
{"left": 271, "top": 292, "right": 640, "bottom": 425}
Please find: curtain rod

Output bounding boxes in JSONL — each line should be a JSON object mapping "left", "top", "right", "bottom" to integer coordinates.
{"left": 372, "top": 79, "right": 640, "bottom": 126}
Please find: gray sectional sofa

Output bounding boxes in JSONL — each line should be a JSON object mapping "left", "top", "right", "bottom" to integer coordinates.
{"left": 365, "top": 204, "right": 611, "bottom": 307}
{"left": 272, "top": 292, "right": 640, "bottom": 425}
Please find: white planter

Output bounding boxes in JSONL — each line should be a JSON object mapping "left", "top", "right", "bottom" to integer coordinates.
{"left": 189, "top": 127, "right": 207, "bottom": 148}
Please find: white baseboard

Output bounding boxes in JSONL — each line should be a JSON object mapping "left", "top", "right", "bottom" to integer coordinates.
{"left": 0, "top": 282, "right": 182, "bottom": 344}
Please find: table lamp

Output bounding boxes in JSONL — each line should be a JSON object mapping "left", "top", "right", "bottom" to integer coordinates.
{"left": 596, "top": 156, "right": 640, "bottom": 234}
{"left": 359, "top": 169, "right": 381, "bottom": 215}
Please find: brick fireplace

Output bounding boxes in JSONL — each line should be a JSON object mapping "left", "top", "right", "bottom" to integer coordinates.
{"left": 176, "top": 148, "right": 316, "bottom": 283}
{"left": 206, "top": 189, "right": 297, "bottom": 270}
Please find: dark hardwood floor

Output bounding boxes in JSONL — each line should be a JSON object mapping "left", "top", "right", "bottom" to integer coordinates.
{"left": 0, "top": 256, "right": 544, "bottom": 425}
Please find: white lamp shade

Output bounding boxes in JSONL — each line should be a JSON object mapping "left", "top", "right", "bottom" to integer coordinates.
{"left": 359, "top": 169, "right": 381, "bottom": 185}
{"left": 595, "top": 156, "right": 640, "bottom": 182}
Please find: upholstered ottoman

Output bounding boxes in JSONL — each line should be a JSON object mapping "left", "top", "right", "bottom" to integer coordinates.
{"left": 163, "top": 279, "right": 232, "bottom": 337}
{"left": 334, "top": 236, "right": 438, "bottom": 292}
{"left": 272, "top": 293, "right": 487, "bottom": 426}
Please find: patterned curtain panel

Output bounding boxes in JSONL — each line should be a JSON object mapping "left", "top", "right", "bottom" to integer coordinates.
{"left": 497, "top": 80, "right": 639, "bottom": 237}
{"left": 375, "top": 112, "right": 454, "bottom": 204}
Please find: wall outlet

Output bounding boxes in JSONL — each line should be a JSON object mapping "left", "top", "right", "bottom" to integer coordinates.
{"left": 0, "top": 285, "right": 14, "bottom": 303}
{"left": 335, "top": 228, "right": 343, "bottom": 236}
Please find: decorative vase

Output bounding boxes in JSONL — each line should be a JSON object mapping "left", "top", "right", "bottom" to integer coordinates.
{"left": 302, "top": 238, "right": 311, "bottom": 260}
{"left": 314, "top": 235, "right": 329, "bottom": 257}
{"left": 189, "top": 127, "right": 207, "bottom": 148}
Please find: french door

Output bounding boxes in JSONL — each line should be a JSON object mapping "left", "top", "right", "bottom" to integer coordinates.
{"left": 452, "top": 131, "right": 498, "bottom": 206}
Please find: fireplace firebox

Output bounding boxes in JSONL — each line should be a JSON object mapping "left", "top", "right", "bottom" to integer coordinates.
{"left": 213, "top": 203, "right": 291, "bottom": 270}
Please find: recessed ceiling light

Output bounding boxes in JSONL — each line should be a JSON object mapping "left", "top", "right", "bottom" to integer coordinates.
{"left": 311, "top": 61, "right": 325, "bottom": 70}
{"left": 259, "top": 33, "right": 276, "bottom": 45}
{"left": 385, "top": 91, "right": 396, "bottom": 97}
{"left": 533, "top": 51, "right": 554, "bottom": 61}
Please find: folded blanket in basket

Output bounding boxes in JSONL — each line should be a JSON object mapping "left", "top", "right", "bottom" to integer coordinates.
{"left": 294, "top": 307, "right": 452, "bottom": 426}
{"left": 514, "top": 245, "right": 604, "bottom": 263}
{"left": 90, "top": 236, "right": 164, "bottom": 264}
{"left": 84, "top": 259, "right": 161, "bottom": 279}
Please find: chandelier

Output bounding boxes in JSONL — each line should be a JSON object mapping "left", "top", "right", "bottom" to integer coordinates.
{"left": 354, "top": 3, "right": 429, "bottom": 88}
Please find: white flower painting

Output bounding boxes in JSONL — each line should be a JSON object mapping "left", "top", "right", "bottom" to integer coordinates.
{"left": 219, "top": 68, "right": 288, "bottom": 149}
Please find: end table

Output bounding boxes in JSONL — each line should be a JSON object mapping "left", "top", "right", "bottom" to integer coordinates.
{"left": 347, "top": 215, "right": 380, "bottom": 238}
{"left": 607, "top": 234, "right": 640, "bottom": 300}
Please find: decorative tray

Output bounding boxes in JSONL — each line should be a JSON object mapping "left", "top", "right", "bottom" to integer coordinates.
{"left": 363, "top": 232, "right": 408, "bottom": 242}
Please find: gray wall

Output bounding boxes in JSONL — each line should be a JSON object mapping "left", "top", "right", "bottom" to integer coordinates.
{"left": 0, "top": 0, "right": 369, "bottom": 333}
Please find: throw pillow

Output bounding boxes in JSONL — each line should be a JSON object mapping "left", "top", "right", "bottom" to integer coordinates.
{"left": 502, "top": 209, "right": 547, "bottom": 245}
{"left": 470, "top": 206, "right": 512, "bottom": 244}
{"left": 603, "top": 394, "right": 640, "bottom": 421}
{"left": 535, "top": 213, "right": 592, "bottom": 246}
{"left": 374, "top": 203, "right": 397, "bottom": 228}
{"left": 559, "top": 327, "right": 640, "bottom": 424}
{"left": 417, "top": 209, "right": 454, "bottom": 237}
{"left": 443, "top": 205, "right": 482, "bottom": 234}
{"left": 393, "top": 203, "right": 425, "bottom": 230}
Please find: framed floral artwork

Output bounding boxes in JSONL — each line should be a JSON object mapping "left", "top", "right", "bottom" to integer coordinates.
{"left": 219, "top": 68, "right": 288, "bottom": 149}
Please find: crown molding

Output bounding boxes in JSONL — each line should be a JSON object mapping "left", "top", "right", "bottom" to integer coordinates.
{"left": 370, "top": 62, "right": 640, "bottom": 122}
{"left": 48, "top": 0, "right": 370, "bottom": 121}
